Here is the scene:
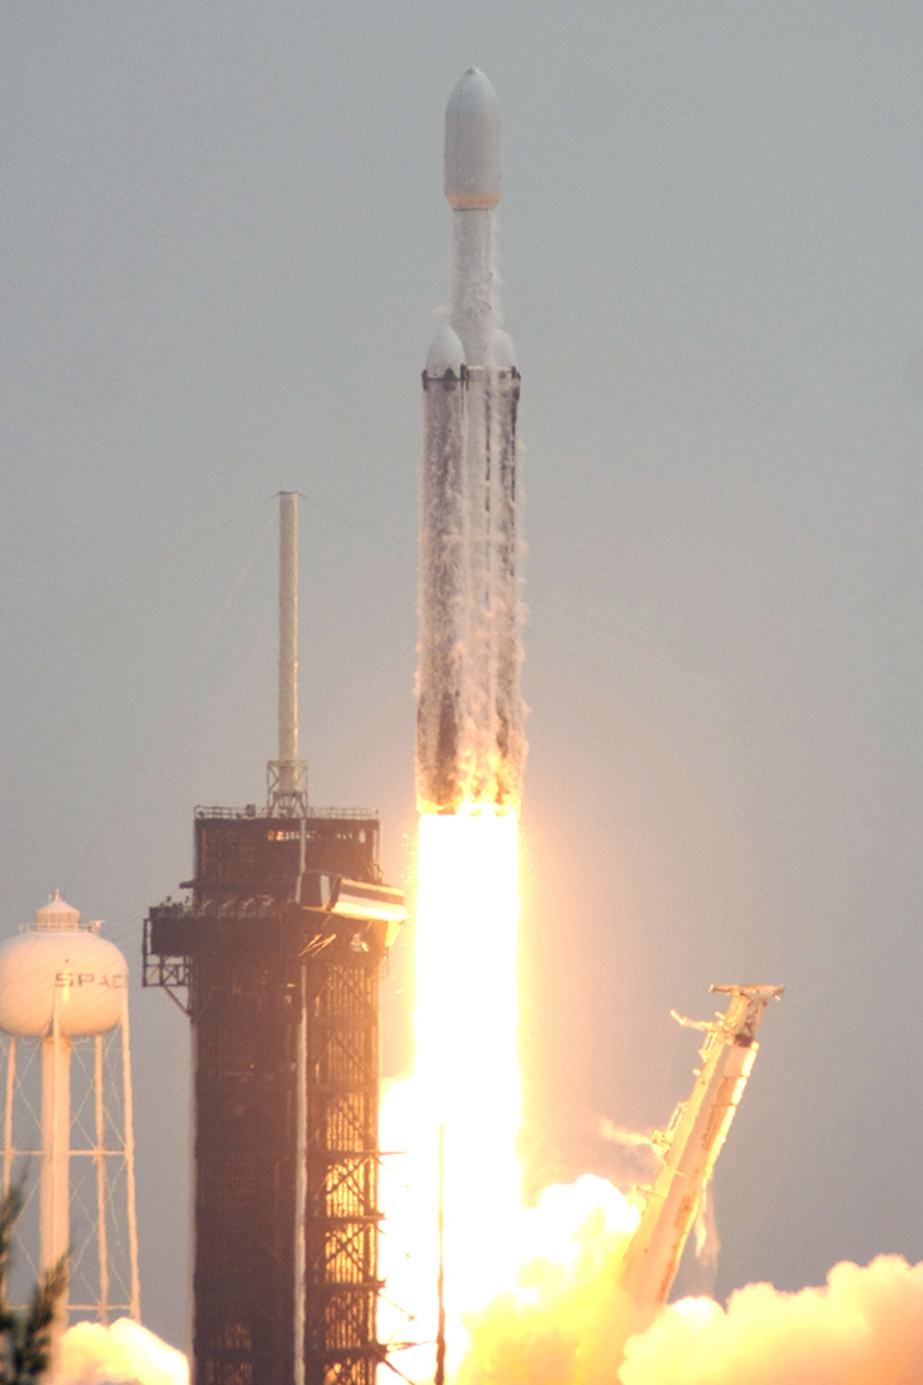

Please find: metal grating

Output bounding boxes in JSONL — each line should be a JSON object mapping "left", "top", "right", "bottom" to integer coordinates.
{"left": 303, "top": 955, "right": 383, "bottom": 1385}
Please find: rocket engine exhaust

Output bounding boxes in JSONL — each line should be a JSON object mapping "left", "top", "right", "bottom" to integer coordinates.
{"left": 380, "top": 70, "right": 527, "bottom": 1378}
{"left": 417, "top": 67, "right": 524, "bottom": 814}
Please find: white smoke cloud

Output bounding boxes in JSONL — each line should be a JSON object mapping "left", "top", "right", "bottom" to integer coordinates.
{"left": 621, "top": 1256, "right": 923, "bottom": 1385}
{"left": 61, "top": 1318, "right": 188, "bottom": 1385}
{"left": 446, "top": 1173, "right": 923, "bottom": 1385}
{"left": 453, "top": 1176, "right": 640, "bottom": 1385}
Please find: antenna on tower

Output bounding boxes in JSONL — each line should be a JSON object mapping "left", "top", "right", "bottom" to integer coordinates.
{"left": 267, "top": 491, "right": 308, "bottom": 816}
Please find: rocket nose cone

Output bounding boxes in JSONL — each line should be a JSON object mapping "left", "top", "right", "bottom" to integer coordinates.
{"left": 426, "top": 322, "right": 466, "bottom": 377}
{"left": 444, "top": 67, "right": 501, "bottom": 209}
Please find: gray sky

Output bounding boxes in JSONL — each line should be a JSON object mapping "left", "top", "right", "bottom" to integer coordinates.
{"left": 3, "top": 0, "right": 923, "bottom": 1351}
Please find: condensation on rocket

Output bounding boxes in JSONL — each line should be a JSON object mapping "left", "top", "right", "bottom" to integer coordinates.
{"left": 417, "top": 69, "right": 525, "bottom": 815}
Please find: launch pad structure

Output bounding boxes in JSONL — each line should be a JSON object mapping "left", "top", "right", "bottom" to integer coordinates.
{"left": 145, "top": 805, "right": 393, "bottom": 1385}
{"left": 144, "top": 493, "right": 404, "bottom": 1385}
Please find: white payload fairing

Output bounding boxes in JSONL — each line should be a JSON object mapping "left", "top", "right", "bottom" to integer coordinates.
{"left": 417, "top": 69, "right": 524, "bottom": 814}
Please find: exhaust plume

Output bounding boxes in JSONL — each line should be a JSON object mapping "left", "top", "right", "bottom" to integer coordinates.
{"left": 448, "top": 1199, "right": 923, "bottom": 1385}
{"left": 61, "top": 1319, "right": 187, "bottom": 1385}
{"left": 621, "top": 1255, "right": 923, "bottom": 1385}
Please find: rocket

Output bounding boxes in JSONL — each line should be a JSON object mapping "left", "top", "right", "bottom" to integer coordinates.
{"left": 417, "top": 69, "right": 525, "bottom": 814}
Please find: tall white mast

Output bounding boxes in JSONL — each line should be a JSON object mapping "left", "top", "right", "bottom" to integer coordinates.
{"left": 268, "top": 491, "right": 308, "bottom": 815}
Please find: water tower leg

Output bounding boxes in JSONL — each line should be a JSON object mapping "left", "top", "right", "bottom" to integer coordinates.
{"left": 40, "top": 1027, "right": 70, "bottom": 1275}
{"left": 41, "top": 1016, "right": 70, "bottom": 1380}
{"left": 3, "top": 1038, "right": 15, "bottom": 1196}
{"left": 94, "top": 1034, "right": 109, "bottom": 1325}
{"left": 120, "top": 995, "right": 141, "bottom": 1322}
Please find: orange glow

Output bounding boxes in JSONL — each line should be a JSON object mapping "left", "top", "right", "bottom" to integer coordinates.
{"left": 378, "top": 808, "right": 639, "bottom": 1384}
{"left": 380, "top": 806, "right": 522, "bottom": 1374}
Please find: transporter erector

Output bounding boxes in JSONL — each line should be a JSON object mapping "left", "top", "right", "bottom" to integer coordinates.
{"left": 616, "top": 983, "right": 783, "bottom": 1334}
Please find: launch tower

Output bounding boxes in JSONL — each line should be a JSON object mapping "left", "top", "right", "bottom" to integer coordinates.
{"left": 144, "top": 495, "right": 404, "bottom": 1385}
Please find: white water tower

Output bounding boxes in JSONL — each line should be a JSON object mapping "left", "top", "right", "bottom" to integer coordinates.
{"left": 0, "top": 892, "right": 140, "bottom": 1329}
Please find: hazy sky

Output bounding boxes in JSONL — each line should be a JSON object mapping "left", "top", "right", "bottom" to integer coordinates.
{"left": 4, "top": 1, "right": 923, "bottom": 1352}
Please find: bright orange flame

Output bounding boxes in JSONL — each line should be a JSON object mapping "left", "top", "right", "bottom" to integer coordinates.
{"left": 378, "top": 808, "right": 639, "bottom": 1384}
{"left": 415, "top": 810, "right": 523, "bottom": 1307}
{"left": 380, "top": 807, "right": 523, "bottom": 1374}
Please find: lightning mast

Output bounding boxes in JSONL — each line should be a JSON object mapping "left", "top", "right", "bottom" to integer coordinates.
{"left": 268, "top": 491, "right": 307, "bottom": 817}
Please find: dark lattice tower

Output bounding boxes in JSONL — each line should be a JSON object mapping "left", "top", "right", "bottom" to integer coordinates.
{"left": 143, "top": 495, "right": 403, "bottom": 1385}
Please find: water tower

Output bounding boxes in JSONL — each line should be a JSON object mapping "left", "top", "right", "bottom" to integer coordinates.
{"left": 0, "top": 892, "right": 140, "bottom": 1330}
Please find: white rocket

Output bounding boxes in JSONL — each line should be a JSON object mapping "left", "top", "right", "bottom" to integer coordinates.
{"left": 417, "top": 69, "right": 524, "bottom": 814}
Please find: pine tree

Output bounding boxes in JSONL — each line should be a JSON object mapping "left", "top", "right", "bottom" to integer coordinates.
{"left": 0, "top": 1185, "right": 67, "bottom": 1384}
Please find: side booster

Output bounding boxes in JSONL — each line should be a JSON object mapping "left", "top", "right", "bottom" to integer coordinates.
{"left": 417, "top": 68, "right": 524, "bottom": 814}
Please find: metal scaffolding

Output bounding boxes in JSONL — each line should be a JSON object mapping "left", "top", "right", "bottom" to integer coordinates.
{"left": 144, "top": 807, "right": 397, "bottom": 1385}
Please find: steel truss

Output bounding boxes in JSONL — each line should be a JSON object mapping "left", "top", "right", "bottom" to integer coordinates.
{"left": 145, "top": 809, "right": 393, "bottom": 1385}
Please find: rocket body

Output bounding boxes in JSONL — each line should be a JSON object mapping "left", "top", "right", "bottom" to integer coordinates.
{"left": 417, "top": 69, "right": 524, "bottom": 814}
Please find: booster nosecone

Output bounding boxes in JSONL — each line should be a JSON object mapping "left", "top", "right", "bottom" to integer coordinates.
{"left": 444, "top": 67, "right": 502, "bottom": 210}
